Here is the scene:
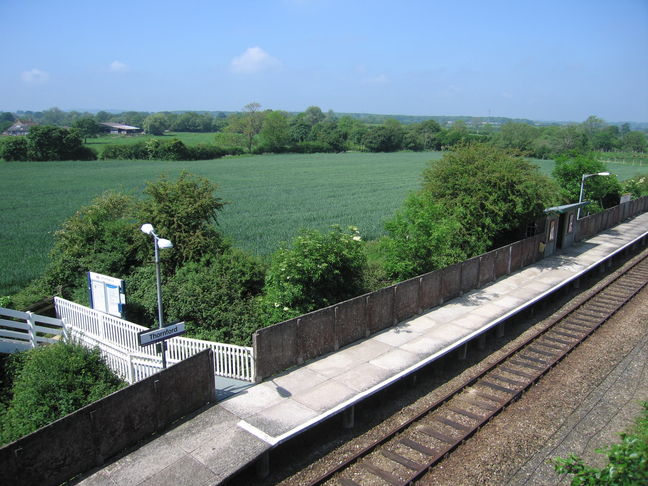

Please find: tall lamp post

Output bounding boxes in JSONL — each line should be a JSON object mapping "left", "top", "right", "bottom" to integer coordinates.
{"left": 577, "top": 172, "right": 610, "bottom": 219}
{"left": 140, "top": 223, "right": 173, "bottom": 369}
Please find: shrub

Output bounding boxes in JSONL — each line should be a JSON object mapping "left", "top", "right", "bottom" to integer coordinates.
{"left": 289, "top": 140, "right": 335, "bottom": 153}
{"left": 164, "top": 250, "right": 265, "bottom": 345}
{"left": 262, "top": 226, "right": 367, "bottom": 324}
{"left": 0, "top": 136, "right": 29, "bottom": 161}
{"left": 553, "top": 402, "right": 648, "bottom": 485}
{"left": 380, "top": 191, "right": 471, "bottom": 281}
{"left": 0, "top": 341, "right": 124, "bottom": 445}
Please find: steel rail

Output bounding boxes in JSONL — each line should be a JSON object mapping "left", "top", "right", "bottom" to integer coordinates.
{"left": 307, "top": 250, "right": 648, "bottom": 486}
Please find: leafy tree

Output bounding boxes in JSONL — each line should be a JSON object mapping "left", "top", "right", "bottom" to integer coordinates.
{"left": 310, "top": 119, "right": 347, "bottom": 152}
{"left": 259, "top": 111, "right": 290, "bottom": 152}
{"left": 138, "top": 172, "right": 228, "bottom": 272}
{"left": 381, "top": 191, "right": 470, "bottom": 280}
{"left": 0, "top": 341, "right": 124, "bottom": 445}
{"left": 43, "top": 192, "right": 141, "bottom": 297}
{"left": 422, "top": 143, "right": 557, "bottom": 249}
{"left": 552, "top": 154, "right": 622, "bottom": 212}
{"left": 495, "top": 122, "right": 539, "bottom": 154}
{"left": 227, "top": 102, "right": 264, "bottom": 152}
{"left": 263, "top": 226, "right": 367, "bottom": 323}
{"left": 0, "top": 136, "right": 29, "bottom": 161}
{"left": 288, "top": 113, "right": 312, "bottom": 143}
{"left": 72, "top": 116, "right": 101, "bottom": 143}
{"left": 302, "top": 106, "right": 325, "bottom": 127}
{"left": 0, "top": 112, "right": 14, "bottom": 133}
{"left": 143, "top": 113, "right": 169, "bottom": 135}
{"left": 622, "top": 131, "right": 647, "bottom": 152}
{"left": 24, "top": 125, "right": 96, "bottom": 161}
{"left": 362, "top": 121, "right": 403, "bottom": 152}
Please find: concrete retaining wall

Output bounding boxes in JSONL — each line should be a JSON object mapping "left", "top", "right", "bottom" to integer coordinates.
{"left": 253, "top": 196, "right": 648, "bottom": 381}
{"left": 0, "top": 349, "right": 215, "bottom": 486}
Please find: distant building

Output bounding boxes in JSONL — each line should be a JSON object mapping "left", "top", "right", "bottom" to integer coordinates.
{"left": 2, "top": 121, "right": 37, "bottom": 136}
{"left": 99, "top": 122, "right": 142, "bottom": 135}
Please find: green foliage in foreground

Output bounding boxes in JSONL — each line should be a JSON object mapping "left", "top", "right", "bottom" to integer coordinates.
{"left": 554, "top": 402, "right": 648, "bottom": 485}
{"left": 552, "top": 154, "right": 622, "bottom": 212}
{"left": 263, "top": 226, "right": 368, "bottom": 323}
{"left": 0, "top": 341, "right": 125, "bottom": 446}
{"left": 380, "top": 144, "right": 558, "bottom": 281}
{"left": 623, "top": 174, "right": 648, "bottom": 198}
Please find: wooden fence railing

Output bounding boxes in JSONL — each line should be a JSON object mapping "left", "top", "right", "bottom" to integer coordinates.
{"left": 0, "top": 307, "right": 66, "bottom": 354}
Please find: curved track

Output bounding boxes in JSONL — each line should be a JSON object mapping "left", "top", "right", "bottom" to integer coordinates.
{"left": 307, "top": 252, "right": 648, "bottom": 486}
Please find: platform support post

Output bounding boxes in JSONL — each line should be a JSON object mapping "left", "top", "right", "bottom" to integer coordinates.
{"left": 256, "top": 451, "right": 270, "bottom": 479}
{"left": 343, "top": 406, "right": 355, "bottom": 429}
{"left": 457, "top": 343, "right": 468, "bottom": 361}
{"left": 478, "top": 333, "right": 487, "bottom": 350}
{"left": 496, "top": 323, "right": 506, "bottom": 339}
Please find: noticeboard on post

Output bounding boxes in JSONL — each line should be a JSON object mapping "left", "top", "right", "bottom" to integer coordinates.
{"left": 87, "top": 272, "right": 126, "bottom": 318}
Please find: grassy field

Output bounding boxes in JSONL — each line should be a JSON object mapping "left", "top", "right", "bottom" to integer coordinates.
{"left": 1, "top": 152, "right": 645, "bottom": 297}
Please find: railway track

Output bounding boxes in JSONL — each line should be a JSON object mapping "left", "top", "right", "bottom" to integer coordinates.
{"left": 307, "top": 251, "right": 648, "bottom": 486}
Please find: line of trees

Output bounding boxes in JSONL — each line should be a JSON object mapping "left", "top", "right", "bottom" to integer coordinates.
{"left": 4, "top": 108, "right": 647, "bottom": 162}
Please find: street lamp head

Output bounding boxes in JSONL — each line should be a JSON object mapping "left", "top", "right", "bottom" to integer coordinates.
{"left": 157, "top": 238, "right": 173, "bottom": 249}
{"left": 140, "top": 223, "right": 154, "bottom": 235}
{"left": 598, "top": 172, "right": 610, "bottom": 176}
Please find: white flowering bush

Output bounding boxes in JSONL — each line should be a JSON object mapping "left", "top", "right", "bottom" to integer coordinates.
{"left": 262, "top": 226, "right": 367, "bottom": 324}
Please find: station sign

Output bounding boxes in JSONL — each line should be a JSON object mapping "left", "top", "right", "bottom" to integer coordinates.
{"left": 138, "top": 322, "right": 185, "bottom": 347}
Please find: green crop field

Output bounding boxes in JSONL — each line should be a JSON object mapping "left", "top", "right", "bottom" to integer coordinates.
{"left": 0, "top": 152, "right": 645, "bottom": 297}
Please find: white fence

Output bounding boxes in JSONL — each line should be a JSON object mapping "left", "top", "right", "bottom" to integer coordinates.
{"left": 13, "top": 297, "right": 254, "bottom": 384}
{"left": 0, "top": 307, "right": 67, "bottom": 354}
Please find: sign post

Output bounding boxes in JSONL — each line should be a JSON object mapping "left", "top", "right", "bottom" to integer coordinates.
{"left": 138, "top": 322, "right": 185, "bottom": 348}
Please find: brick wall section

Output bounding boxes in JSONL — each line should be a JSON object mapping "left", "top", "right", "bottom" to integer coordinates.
{"left": 0, "top": 349, "right": 215, "bottom": 486}
{"left": 253, "top": 197, "right": 648, "bottom": 381}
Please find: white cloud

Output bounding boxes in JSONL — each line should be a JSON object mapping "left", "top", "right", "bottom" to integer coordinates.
{"left": 110, "top": 60, "right": 129, "bottom": 72}
{"left": 21, "top": 68, "right": 49, "bottom": 83}
{"left": 230, "top": 47, "right": 281, "bottom": 74}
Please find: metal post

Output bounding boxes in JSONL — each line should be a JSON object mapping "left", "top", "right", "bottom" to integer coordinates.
{"left": 153, "top": 235, "right": 167, "bottom": 369}
{"left": 577, "top": 175, "right": 585, "bottom": 219}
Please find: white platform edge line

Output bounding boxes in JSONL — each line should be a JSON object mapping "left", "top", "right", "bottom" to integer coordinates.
{"left": 237, "top": 219, "right": 648, "bottom": 447}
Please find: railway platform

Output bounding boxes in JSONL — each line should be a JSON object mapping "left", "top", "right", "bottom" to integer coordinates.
{"left": 75, "top": 212, "right": 648, "bottom": 486}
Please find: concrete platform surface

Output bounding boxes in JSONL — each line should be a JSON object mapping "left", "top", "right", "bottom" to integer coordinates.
{"left": 74, "top": 213, "right": 648, "bottom": 486}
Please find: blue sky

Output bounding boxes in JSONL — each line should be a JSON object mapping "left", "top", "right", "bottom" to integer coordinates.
{"left": 1, "top": 0, "right": 647, "bottom": 122}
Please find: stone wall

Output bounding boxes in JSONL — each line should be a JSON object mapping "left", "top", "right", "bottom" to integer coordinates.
{"left": 0, "top": 349, "right": 215, "bottom": 486}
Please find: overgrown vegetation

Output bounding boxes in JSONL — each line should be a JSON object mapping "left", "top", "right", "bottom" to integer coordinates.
{"left": 379, "top": 144, "right": 558, "bottom": 280}
{"left": 0, "top": 341, "right": 125, "bottom": 446}
{"left": 553, "top": 402, "right": 648, "bottom": 485}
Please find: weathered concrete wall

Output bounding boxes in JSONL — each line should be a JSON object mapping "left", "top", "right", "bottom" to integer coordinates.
{"left": 254, "top": 317, "right": 298, "bottom": 380}
{"left": 394, "top": 278, "right": 420, "bottom": 322}
{"left": 420, "top": 271, "right": 442, "bottom": 310}
{"left": 335, "top": 295, "right": 368, "bottom": 349}
{"left": 0, "top": 349, "right": 215, "bottom": 486}
{"left": 461, "top": 257, "right": 480, "bottom": 294}
{"left": 297, "top": 308, "right": 335, "bottom": 364}
{"left": 253, "top": 197, "right": 648, "bottom": 381}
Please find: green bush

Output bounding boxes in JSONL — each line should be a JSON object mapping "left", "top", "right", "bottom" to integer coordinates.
{"left": 380, "top": 191, "right": 471, "bottom": 281}
{"left": 289, "top": 140, "right": 335, "bottom": 153}
{"left": 164, "top": 250, "right": 265, "bottom": 345}
{"left": 622, "top": 174, "right": 648, "bottom": 198}
{"left": 554, "top": 402, "right": 648, "bottom": 485}
{"left": 0, "top": 136, "right": 29, "bottom": 161}
{"left": 552, "top": 153, "right": 622, "bottom": 212}
{"left": 262, "top": 226, "right": 367, "bottom": 324}
{"left": 0, "top": 341, "right": 124, "bottom": 445}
